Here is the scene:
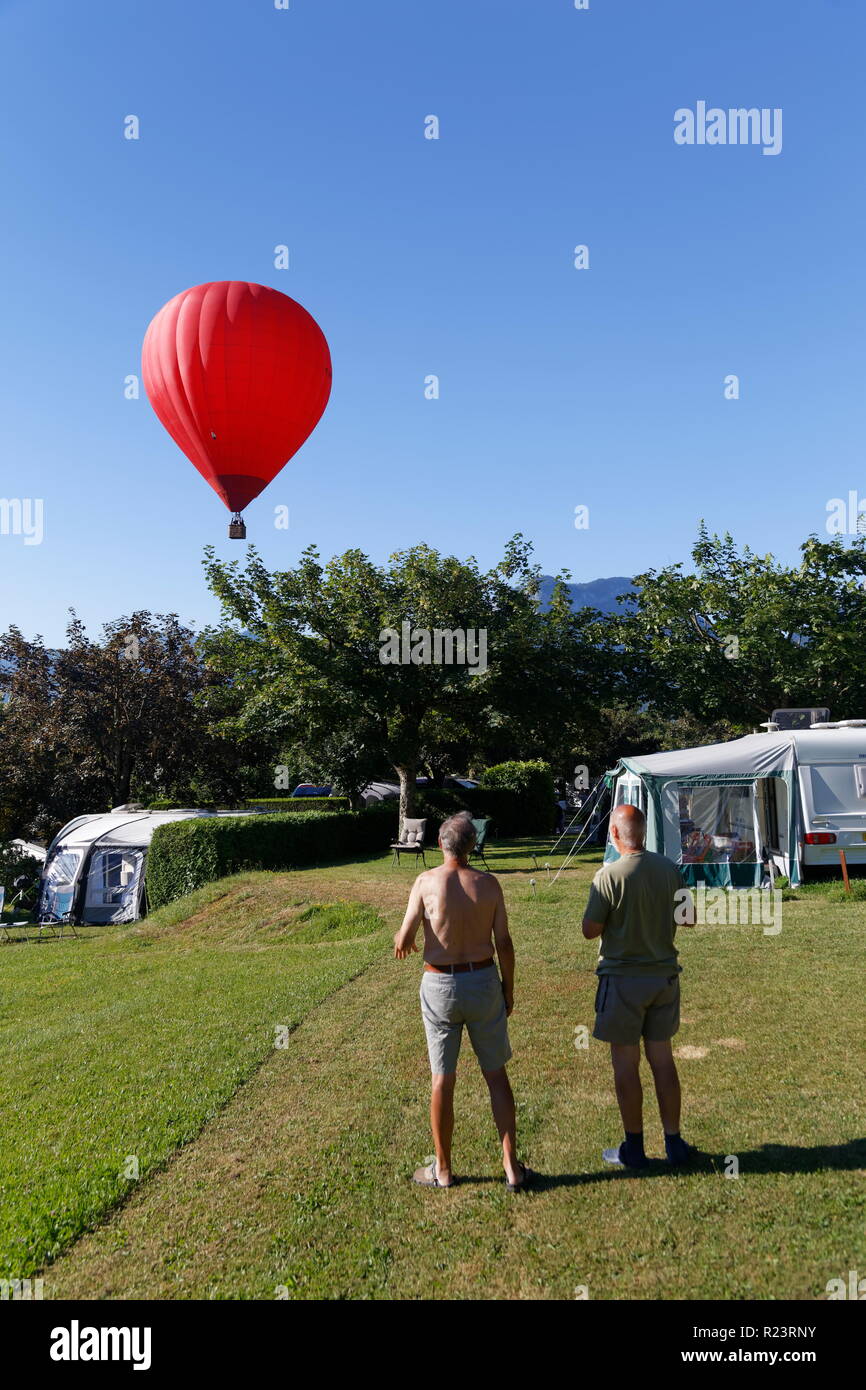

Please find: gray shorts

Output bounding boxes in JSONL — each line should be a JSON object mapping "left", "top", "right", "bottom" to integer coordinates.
{"left": 592, "top": 973, "right": 681, "bottom": 1046}
{"left": 420, "top": 964, "right": 512, "bottom": 1076}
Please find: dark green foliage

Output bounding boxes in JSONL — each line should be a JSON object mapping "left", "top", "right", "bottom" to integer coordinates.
{"left": 410, "top": 762, "right": 555, "bottom": 840}
{"left": 245, "top": 797, "right": 351, "bottom": 813}
{"left": 0, "top": 843, "right": 41, "bottom": 896}
{"left": 479, "top": 761, "right": 556, "bottom": 834}
{"left": 148, "top": 800, "right": 219, "bottom": 811}
{"left": 147, "top": 797, "right": 351, "bottom": 814}
{"left": 145, "top": 810, "right": 390, "bottom": 909}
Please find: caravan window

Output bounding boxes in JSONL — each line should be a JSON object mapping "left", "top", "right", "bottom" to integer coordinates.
{"left": 807, "top": 764, "right": 857, "bottom": 814}
{"left": 679, "top": 784, "right": 757, "bottom": 864}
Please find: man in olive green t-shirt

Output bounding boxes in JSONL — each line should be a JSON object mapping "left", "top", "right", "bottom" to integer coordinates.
{"left": 582, "top": 804, "right": 696, "bottom": 1169}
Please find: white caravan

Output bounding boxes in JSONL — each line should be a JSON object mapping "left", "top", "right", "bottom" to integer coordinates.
{"left": 38, "top": 808, "right": 221, "bottom": 925}
{"left": 605, "top": 719, "right": 866, "bottom": 887}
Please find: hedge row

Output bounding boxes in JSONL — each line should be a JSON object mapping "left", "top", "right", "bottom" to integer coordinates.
{"left": 246, "top": 796, "right": 351, "bottom": 812}
{"left": 145, "top": 808, "right": 391, "bottom": 910}
{"left": 415, "top": 764, "right": 555, "bottom": 839}
{"left": 148, "top": 796, "right": 351, "bottom": 814}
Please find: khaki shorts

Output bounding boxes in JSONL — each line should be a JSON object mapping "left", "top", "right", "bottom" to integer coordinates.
{"left": 420, "top": 964, "right": 512, "bottom": 1076}
{"left": 592, "top": 973, "right": 680, "bottom": 1046}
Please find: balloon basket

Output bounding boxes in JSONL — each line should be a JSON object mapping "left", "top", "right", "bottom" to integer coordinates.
{"left": 228, "top": 514, "right": 246, "bottom": 540}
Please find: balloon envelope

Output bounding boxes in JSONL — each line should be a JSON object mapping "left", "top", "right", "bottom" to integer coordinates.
{"left": 142, "top": 281, "right": 332, "bottom": 513}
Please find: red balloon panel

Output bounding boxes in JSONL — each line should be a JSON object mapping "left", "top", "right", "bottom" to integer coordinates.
{"left": 142, "top": 281, "right": 332, "bottom": 513}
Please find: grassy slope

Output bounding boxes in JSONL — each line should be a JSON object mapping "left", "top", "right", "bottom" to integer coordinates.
{"left": 20, "top": 844, "right": 865, "bottom": 1301}
{"left": 0, "top": 877, "right": 385, "bottom": 1277}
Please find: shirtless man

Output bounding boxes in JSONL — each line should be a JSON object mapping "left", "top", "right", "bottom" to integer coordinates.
{"left": 394, "top": 812, "right": 533, "bottom": 1191}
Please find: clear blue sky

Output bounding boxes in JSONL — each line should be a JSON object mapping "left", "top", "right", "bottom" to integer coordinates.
{"left": 1, "top": 0, "right": 864, "bottom": 644}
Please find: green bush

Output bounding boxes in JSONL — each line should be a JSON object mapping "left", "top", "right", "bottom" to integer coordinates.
{"left": 148, "top": 799, "right": 218, "bottom": 811}
{"left": 411, "top": 770, "right": 553, "bottom": 841}
{"left": 245, "top": 797, "right": 351, "bottom": 813}
{"left": 145, "top": 810, "right": 391, "bottom": 910}
{"left": 478, "top": 760, "right": 556, "bottom": 835}
{"left": 0, "top": 843, "right": 42, "bottom": 897}
{"left": 148, "top": 797, "right": 351, "bottom": 814}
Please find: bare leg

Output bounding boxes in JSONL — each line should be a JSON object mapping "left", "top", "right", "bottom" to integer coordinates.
{"left": 430, "top": 1073, "right": 456, "bottom": 1183}
{"left": 609, "top": 1043, "right": 643, "bottom": 1132}
{"left": 644, "top": 1039, "right": 681, "bottom": 1134}
{"left": 483, "top": 1066, "right": 521, "bottom": 1185}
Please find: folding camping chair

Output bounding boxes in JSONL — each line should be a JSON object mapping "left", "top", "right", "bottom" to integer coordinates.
{"left": 469, "top": 817, "right": 493, "bottom": 870}
{"left": 0, "top": 887, "right": 33, "bottom": 944}
{"left": 391, "top": 817, "right": 428, "bottom": 867}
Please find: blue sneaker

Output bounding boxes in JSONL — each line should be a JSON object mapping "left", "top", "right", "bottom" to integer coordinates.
{"left": 602, "top": 1143, "right": 649, "bottom": 1169}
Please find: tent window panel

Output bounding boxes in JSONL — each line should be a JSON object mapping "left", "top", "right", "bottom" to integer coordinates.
{"left": 614, "top": 779, "right": 644, "bottom": 810}
{"left": 679, "top": 784, "right": 758, "bottom": 864}
{"left": 86, "top": 851, "right": 143, "bottom": 906}
{"left": 38, "top": 848, "right": 83, "bottom": 920}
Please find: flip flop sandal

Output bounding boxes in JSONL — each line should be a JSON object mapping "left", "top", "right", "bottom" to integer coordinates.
{"left": 412, "top": 1161, "right": 453, "bottom": 1188}
{"left": 506, "top": 1162, "right": 536, "bottom": 1193}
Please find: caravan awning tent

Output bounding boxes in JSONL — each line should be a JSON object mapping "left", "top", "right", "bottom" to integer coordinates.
{"left": 39, "top": 810, "right": 218, "bottom": 925}
{"left": 604, "top": 732, "right": 800, "bottom": 887}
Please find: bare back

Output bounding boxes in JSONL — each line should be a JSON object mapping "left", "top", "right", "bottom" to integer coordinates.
{"left": 412, "top": 863, "right": 504, "bottom": 965}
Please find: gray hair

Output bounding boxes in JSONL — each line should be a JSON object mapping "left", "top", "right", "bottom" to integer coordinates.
{"left": 439, "top": 812, "right": 477, "bottom": 858}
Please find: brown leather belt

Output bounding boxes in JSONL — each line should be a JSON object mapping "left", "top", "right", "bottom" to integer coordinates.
{"left": 424, "top": 957, "right": 495, "bottom": 975}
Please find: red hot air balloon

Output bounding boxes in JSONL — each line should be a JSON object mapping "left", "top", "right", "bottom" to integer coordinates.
{"left": 142, "top": 281, "right": 332, "bottom": 538}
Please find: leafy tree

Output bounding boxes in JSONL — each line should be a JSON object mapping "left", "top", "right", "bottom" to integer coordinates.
{"left": 201, "top": 537, "right": 610, "bottom": 824}
{"left": 612, "top": 526, "right": 866, "bottom": 724}
{"left": 0, "top": 612, "right": 253, "bottom": 839}
{"left": 568, "top": 705, "right": 740, "bottom": 783}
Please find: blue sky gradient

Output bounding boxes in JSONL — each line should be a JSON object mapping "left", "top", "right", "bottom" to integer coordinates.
{"left": 1, "top": 0, "right": 863, "bottom": 642}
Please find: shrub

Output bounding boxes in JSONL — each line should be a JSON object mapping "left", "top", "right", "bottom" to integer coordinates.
{"left": 412, "top": 772, "right": 554, "bottom": 841}
{"left": 245, "top": 797, "right": 351, "bottom": 813}
{"left": 145, "top": 809, "right": 391, "bottom": 910}
{"left": 148, "top": 799, "right": 218, "bottom": 811}
{"left": 0, "top": 843, "right": 42, "bottom": 897}
{"left": 478, "top": 760, "right": 556, "bottom": 835}
{"left": 148, "top": 797, "right": 351, "bottom": 814}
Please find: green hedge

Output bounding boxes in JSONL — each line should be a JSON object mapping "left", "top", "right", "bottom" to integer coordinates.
{"left": 245, "top": 797, "right": 351, "bottom": 813}
{"left": 145, "top": 810, "right": 391, "bottom": 910}
{"left": 412, "top": 764, "right": 555, "bottom": 840}
{"left": 480, "top": 760, "right": 556, "bottom": 834}
{"left": 148, "top": 797, "right": 351, "bottom": 814}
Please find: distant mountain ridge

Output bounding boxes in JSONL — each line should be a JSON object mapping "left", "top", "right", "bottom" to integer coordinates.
{"left": 537, "top": 575, "right": 636, "bottom": 615}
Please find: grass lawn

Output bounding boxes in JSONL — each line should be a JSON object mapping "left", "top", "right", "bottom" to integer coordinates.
{"left": 2, "top": 841, "right": 864, "bottom": 1300}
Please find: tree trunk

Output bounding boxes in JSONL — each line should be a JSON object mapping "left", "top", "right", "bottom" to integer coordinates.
{"left": 395, "top": 763, "right": 416, "bottom": 834}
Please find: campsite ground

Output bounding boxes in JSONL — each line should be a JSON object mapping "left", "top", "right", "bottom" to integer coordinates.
{"left": 2, "top": 844, "right": 864, "bottom": 1301}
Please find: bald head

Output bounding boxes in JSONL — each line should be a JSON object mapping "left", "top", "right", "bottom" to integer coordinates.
{"left": 610, "top": 803, "right": 646, "bottom": 851}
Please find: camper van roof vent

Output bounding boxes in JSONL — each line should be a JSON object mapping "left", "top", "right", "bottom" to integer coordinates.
{"left": 110, "top": 802, "right": 146, "bottom": 812}
{"left": 771, "top": 707, "right": 830, "bottom": 730}
{"left": 760, "top": 721, "right": 780, "bottom": 732}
